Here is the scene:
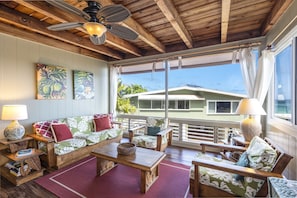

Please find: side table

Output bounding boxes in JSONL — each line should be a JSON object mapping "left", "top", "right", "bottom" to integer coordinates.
{"left": 268, "top": 177, "right": 297, "bottom": 198}
{"left": 0, "top": 137, "right": 45, "bottom": 186}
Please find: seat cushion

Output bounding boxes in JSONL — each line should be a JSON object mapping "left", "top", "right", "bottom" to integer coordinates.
{"left": 132, "top": 135, "right": 167, "bottom": 149}
{"left": 190, "top": 152, "right": 265, "bottom": 197}
{"left": 54, "top": 138, "right": 87, "bottom": 155}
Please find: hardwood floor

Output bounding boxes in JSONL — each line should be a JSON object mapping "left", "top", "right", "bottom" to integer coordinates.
{"left": 0, "top": 140, "right": 198, "bottom": 198}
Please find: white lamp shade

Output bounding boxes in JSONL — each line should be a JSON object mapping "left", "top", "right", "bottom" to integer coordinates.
{"left": 1, "top": 105, "right": 28, "bottom": 120}
{"left": 235, "top": 98, "right": 266, "bottom": 115}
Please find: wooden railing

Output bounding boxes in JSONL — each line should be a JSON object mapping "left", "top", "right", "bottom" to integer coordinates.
{"left": 116, "top": 114, "right": 241, "bottom": 149}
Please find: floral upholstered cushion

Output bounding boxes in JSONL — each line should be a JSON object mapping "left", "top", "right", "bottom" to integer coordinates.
{"left": 190, "top": 137, "right": 278, "bottom": 197}
{"left": 54, "top": 138, "right": 87, "bottom": 155}
{"left": 132, "top": 135, "right": 167, "bottom": 149}
{"left": 246, "top": 136, "right": 277, "bottom": 172}
{"left": 190, "top": 152, "right": 265, "bottom": 197}
{"left": 66, "top": 116, "right": 93, "bottom": 134}
{"left": 147, "top": 117, "right": 166, "bottom": 129}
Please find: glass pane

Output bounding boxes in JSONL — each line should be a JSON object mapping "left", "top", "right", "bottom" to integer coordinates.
{"left": 152, "top": 100, "right": 162, "bottom": 109}
{"left": 208, "top": 101, "right": 216, "bottom": 113}
{"left": 232, "top": 102, "right": 239, "bottom": 113}
{"left": 139, "top": 100, "right": 151, "bottom": 109}
{"left": 274, "top": 45, "right": 292, "bottom": 121}
{"left": 178, "top": 100, "right": 185, "bottom": 109}
{"left": 169, "top": 101, "right": 175, "bottom": 109}
{"left": 216, "top": 102, "right": 231, "bottom": 113}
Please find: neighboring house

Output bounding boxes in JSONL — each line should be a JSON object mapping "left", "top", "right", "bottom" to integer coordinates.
{"left": 124, "top": 85, "right": 246, "bottom": 121}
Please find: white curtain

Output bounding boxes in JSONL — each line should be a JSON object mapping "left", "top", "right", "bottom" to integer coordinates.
{"left": 253, "top": 50, "right": 275, "bottom": 105}
{"left": 239, "top": 48, "right": 274, "bottom": 105}
{"left": 239, "top": 48, "right": 257, "bottom": 97}
{"left": 110, "top": 66, "right": 118, "bottom": 118}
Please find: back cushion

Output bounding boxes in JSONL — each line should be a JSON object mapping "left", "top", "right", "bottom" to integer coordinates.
{"left": 67, "top": 116, "right": 93, "bottom": 134}
{"left": 93, "top": 116, "right": 112, "bottom": 132}
{"left": 51, "top": 123, "right": 73, "bottom": 142}
{"left": 246, "top": 136, "right": 277, "bottom": 172}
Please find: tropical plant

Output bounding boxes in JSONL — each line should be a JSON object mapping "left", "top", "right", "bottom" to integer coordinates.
{"left": 116, "top": 79, "right": 147, "bottom": 113}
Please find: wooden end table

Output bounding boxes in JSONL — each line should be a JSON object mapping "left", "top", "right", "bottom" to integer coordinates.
{"left": 91, "top": 142, "right": 166, "bottom": 193}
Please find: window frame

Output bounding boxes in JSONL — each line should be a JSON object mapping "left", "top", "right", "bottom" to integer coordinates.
{"left": 207, "top": 100, "right": 240, "bottom": 114}
{"left": 268, "top": 29, "right": 297, "bottom": 136}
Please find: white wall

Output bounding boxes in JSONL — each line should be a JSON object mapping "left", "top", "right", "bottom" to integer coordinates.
{"left": 0, "top": 33, "right": 109, "bottom": 139}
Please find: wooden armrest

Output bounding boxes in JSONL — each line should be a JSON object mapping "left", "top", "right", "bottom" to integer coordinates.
{"left": 111, "top": 121, "right": 122, "bottom": 128}
{"left": 27, "top": 133, "right": 55, "bottom": 143}
{"left": 200, "top": 142, "right": 247, "bottom": 153}
{"left": 192, "top": 158, "right": 283, "bottom": 180}
{"left": 129, "top": 125, "right": 146, "bottom": 132}
{"left": 156, "top": 127, "right": 173, "bottom": 136}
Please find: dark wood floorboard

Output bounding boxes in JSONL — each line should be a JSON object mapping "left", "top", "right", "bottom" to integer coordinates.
{"left": 0, "top": 139, "right": 198, "bottom": 198}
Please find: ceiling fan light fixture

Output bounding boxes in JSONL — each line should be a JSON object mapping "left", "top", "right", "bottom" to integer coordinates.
{"left": 83, "top": 22, "right": 107, "bottom": 37}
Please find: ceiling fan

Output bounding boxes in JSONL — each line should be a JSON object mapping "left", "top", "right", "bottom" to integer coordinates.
{"left": 45, "top": 0, "right": 138, "bottom": 45}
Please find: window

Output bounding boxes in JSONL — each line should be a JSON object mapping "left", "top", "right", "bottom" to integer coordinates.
{"left": 139, "top": 100, "right": 189, "bottom": 109}
{"left": 207, "top": 101, "right": 239, "bottom": 114}
{"left": 274, "top": 45, "right": 292, "bottom": 121}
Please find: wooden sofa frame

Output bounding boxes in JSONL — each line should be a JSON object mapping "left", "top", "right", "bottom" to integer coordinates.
{"left": 190, "top": 137, "right": 293, "bottom": 197}
{"left": 28, "top": 134, "right": 122, "bottom": 170}
{"left": 128, "top": 125, "right": 173, "bottom": 152}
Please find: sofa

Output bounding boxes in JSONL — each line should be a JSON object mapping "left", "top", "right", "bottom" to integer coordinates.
{"left": 29, "top": 114, "right": 123, "bottom": 169}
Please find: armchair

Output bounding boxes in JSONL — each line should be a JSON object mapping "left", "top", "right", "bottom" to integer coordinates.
{"left": 190, "top": 136, "right": 293, "bottom": 197}
{"left": 128, "top": 117, "right": 172, "bottom": 152}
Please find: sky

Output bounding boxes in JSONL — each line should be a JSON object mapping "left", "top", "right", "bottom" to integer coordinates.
{"left": 120, "top": 63, "right": 247, "bottom": 95}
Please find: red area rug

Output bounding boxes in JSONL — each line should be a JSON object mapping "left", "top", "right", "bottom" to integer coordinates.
{"left": 35, "top": 156, "right": 191, "bottom": 198}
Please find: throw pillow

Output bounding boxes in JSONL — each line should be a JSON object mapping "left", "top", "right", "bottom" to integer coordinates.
{"left": 147, "top": 126, "right": 161, "bottom": 136}
{"left": 51, "top": 123, "right": 73, "bottom": 143}
{"left": 94, "top": 113, "right": 113, "bottom": 128}
{"left": 234, "top": 151, "right": 249, "bottom": 181}
{"left": 246, "top": 136, "right": 277, "bottom": 172}
{"left": 93, "top": 116, "right": 112, "bottom": 132}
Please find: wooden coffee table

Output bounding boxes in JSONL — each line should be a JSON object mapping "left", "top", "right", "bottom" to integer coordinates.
{"left": 91, "top": 142, "right": 166, "bottom": 193}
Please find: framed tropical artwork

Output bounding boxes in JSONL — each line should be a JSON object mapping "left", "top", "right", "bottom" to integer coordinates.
{"left": 73, "top": 70, "right": 94, "bottom": 100}
{"left": 36, "top": 63, "right": 67, "bottom": 100}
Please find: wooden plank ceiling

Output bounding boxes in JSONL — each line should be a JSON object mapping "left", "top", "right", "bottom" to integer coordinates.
{"left": 0, "top": 0, "right": 293, "bottom": 61}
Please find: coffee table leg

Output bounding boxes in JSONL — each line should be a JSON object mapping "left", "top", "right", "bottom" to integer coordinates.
{"left": 96, "top": 157, "right": 115, "bottom": 176}
{"left": 140, "top": 165, "right": 159, "bottom": 193}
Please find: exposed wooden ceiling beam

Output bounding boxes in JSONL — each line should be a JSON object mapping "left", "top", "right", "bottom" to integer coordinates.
{"left": 0, "top": 4, "right": 123, "bottom": 59}
{"left": 154, "top": 0, "right": 193, "bottom": 48}
{"left": 14, "top": 0, "right": 142, "bottom": 57}
{"left": 261, "top": 0, "right": 293, "bottom": 35}
{"left": 98, "top": 0, "right": 166, "bottom": 53}
{"left": 221, "top": 0, "right": 231, "bottom": 43}
{"left": 0, "top": 22, "right": 107, "bottom": 60}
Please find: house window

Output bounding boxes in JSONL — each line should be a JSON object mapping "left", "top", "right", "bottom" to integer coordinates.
{"left": 273, "top": 44, "right": 292, "bottom": 122}
{"left": 177, "top": 100, "right": 189, "bottom": 109}
{"left": 207, "top": 101, "right": 239, "bottom": 114}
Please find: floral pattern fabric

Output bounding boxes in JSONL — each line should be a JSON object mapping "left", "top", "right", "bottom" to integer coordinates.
{"left": 190, "top": 136, "right": 278, "bottom": 197}
{"left": 132, "top": 135, "right": 167, "bottom": 149}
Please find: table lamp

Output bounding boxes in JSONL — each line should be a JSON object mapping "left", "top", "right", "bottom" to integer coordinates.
{"left": 1, "top": 105, "right": 28, "bottom": 141}
{"left": 235, "top": 98, "right": 266, "bottom": 142}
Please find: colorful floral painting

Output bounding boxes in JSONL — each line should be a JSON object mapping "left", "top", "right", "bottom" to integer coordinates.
{"left": 36, "top": 63, "right": 67, "bottom": 100}
{"left": 73, "top": 70, "right": 94, "bottom": 100}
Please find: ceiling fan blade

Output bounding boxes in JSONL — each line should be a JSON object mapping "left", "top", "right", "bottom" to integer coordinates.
{"left": 90, "top": 34, "right": 106, "bottom": 45}
{"left": 47, "top": 22, "right": 83, "bottom": 31}
{"left": 108, "top": 24, "right": 138, "bottom": 40}
{"left": 98, "top": 5, "right": 131, "bottom": 23}
{"left": 45, "top": 0, "right": 90, "bottom": 21}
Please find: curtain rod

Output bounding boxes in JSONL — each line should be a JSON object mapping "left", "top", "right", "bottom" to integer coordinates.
{"left": 109, "top": 36, "right": 265, "bottom": 67}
